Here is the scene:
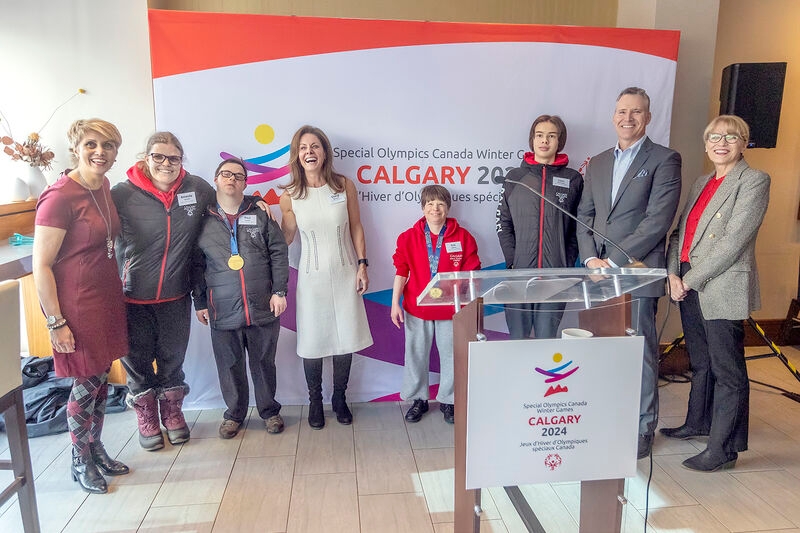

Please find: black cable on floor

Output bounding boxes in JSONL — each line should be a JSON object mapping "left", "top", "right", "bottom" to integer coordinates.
{"left": 643, "top": 449, "right": 654, "bottom": 533}
{"left": 749, "top": 378, "right": 800, "bottom": 403}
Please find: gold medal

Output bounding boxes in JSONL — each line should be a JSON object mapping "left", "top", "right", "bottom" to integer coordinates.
{"left": 228, "top": 254, "right": 244, "bottom": 270}
{"left": 430, "top": 287, "right": 443, "bottom": 299}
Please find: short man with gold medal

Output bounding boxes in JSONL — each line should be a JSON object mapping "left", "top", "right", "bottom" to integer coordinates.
{"left": 192, "top": 158, "right": 289, "bottom": 438}
{"left": 391, "top": 185, "right": 481, "bottom": 424}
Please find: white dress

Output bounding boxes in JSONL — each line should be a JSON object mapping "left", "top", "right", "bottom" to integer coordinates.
{"left": 291, "top": 183, "right": 373, "bottom": 358}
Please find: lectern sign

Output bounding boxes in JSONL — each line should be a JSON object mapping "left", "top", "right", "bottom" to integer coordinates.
{"left": 465, "top": 336, "right": 643, "bottom": 489}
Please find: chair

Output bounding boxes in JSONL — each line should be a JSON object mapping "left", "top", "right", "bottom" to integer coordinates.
{"left": 0, "top": 279, "right": 40, "bottom": 532}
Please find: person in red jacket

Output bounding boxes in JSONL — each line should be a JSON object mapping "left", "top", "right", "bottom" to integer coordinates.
{"left": 391, "top": 185, "right": 480, "bottom": 424}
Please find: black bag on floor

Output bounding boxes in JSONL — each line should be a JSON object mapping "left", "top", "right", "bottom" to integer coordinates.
{"left": 0, "top": 356, "right": 129, "bottom": 437}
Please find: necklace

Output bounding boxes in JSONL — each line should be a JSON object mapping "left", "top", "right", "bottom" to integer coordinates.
{"left": 78, "top": 173, "right": 114, "bottom": 259}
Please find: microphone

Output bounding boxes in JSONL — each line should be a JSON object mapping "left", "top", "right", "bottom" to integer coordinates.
{"left": 503, "top": 178, "right": 646, "bottom": 268}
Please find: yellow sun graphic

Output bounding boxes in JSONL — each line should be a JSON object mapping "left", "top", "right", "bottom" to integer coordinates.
{"left": 254, "top": 124, "right": 275, "bottom": 145}
{"left": 552, "top": 353, "right": 563, "bottom": 363}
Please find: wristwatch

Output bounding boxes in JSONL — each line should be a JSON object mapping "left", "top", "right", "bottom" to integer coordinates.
{"left": 273, "top": 291, "right": 287, "bottom": 297}
{"left": 357, "top": 258, "right": 369, "bottom": 267}
{"left": 46, "top": 315, "right": 63, "bottom": 327}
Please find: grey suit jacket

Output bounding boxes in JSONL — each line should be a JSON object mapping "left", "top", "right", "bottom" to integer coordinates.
{"left": 666, "top": 159, "right": 770, "bottom": 320}
{"left": 577, "top": 137, "right": 682, "bottom": 297}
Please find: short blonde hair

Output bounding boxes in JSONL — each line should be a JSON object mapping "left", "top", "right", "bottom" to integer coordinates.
{"left": 703, "top": 115, "right": 750, "bottom": 144}
{"left": 67, "top": 118, "right": 122, "bottom": 163}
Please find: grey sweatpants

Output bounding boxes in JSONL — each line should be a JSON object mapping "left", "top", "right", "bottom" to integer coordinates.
{"left": 400, "top": 313, "right": 454, "bottom": 404}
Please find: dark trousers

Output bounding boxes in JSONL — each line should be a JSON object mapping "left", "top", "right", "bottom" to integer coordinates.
{"left": 211, "top": 320, "right": 281, "bottom": 423}
{"left": 302, "top": 354, "right": 352, "bottom": 403}
{"left": 636, "top": 296, "right": 660, "bottom": 436}
{"left": 679, "top": 263, "right": 749, "bottom": 454}
{"left": 504, "top": 302, "right": 566, "bottom": 340}
{"left": 122, "top": 295, "right": 191, "bottom": 395}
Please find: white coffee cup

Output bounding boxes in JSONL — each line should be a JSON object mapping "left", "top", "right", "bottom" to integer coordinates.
{"left": 561, "top": 328, "right": 594, "bottom": 339}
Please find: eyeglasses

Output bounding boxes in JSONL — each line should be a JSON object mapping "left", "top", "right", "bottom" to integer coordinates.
{"left": 149, "top": 152, "right": 183, "bottom": 165}
{"left": 706, "top": 133, "right": 741, "bottom": 144}
{"left": 217, "top": 170, "right": 247, "bottom": 182}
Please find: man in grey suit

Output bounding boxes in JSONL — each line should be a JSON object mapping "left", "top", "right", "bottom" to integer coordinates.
{"left": 577, "top": 87, "right": 682, "bottom": 459}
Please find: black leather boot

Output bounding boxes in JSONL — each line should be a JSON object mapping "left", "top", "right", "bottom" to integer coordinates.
{"left": 332, "top": 354, "right": 353, "bottom": 425}
{"left": 71, "top": 449, "right": 108, "bottom": 494}
{"left": 304, "top": 358, "right": 325, "bottom": 429}
{"left": 90, "top": 442, "right": 130, "bottom": 476}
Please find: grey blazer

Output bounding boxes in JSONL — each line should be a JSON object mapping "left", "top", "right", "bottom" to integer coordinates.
{"left": 666, "top": 159, "right": 770, "bottom": 320}
{"left": 577, "top": 137, "right": 682, "bottom": 297}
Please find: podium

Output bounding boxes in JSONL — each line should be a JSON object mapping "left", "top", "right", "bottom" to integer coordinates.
{"left": 417, "top": 267, "right": 666, "bottom": 533}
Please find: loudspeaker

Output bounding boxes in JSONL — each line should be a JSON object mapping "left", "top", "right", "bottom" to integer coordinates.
{"left": 719, "top": 62, "right": 787, "bottom": 148}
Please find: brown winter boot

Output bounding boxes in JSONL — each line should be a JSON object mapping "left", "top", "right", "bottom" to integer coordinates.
{"left": 159, "top": 386, "right": 190, "bottom": 445}
{"left": 131, "top": 389, "right": 164, "bottom": 451}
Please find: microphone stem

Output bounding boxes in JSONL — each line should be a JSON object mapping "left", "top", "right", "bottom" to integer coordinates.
{"left": 503, "top": 178, "right": 644, "bottom": 268}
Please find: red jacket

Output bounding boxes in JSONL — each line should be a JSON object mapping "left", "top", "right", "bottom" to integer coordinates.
{"left": 393, "top": 216, "right": 480, "bottom": 320}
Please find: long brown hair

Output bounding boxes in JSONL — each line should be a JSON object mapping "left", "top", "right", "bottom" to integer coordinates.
{"left": 283, "top": 125, "right": 345, "bottom": 199}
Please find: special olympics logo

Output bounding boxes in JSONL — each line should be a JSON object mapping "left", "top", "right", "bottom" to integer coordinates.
{"left": 544, "top": 453, "right": 562, "bottom": 471}
{"left": 219, "top": 123, "right": 291, "bottom": 188}
{"left": 535, "top": 352, "right": 579, "bottom": 397}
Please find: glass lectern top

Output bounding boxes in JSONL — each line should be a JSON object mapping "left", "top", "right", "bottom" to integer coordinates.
{"left": 416, "top": 267, "right": 666, "bottom": 308}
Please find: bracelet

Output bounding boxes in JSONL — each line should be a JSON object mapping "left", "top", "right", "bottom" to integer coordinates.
{"left": 47, "top": 318, "right": 68, "bottom": 331}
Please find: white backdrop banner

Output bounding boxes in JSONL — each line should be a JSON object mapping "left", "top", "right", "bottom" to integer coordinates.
{"left": 148, "top": 11, "right": 680, "bottom": 408}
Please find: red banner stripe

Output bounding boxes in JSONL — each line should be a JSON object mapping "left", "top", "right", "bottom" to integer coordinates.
{"left": 149, "top": 10, "right": 679, "bottom": 79}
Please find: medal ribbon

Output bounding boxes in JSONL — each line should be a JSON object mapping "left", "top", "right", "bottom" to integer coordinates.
{"left": 219, "top": 204, "right": 240, "bottom": 257}
{"left": 425, "top": 222, "right": 446, "bottom": 278}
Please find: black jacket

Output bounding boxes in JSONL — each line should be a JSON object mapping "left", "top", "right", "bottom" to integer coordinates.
{"left": 192, "top": 197, "right": 289, "bottom": 330}
{"left": 112, "top": 173, "right": 215, "bottom": 303}
{"left": 496, "top": 154, "right": 583, "bottom": 269}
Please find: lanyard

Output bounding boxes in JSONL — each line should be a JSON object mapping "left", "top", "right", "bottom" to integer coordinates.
{"left": 424, "top": 222, "right": 446, "bottom": 278}
{"left": 219, "top": 205, "right": 240, "bottom": 256}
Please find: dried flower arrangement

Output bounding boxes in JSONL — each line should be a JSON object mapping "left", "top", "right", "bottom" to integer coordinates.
{"left": 1, "top": 132, "right": 56, "bottom": 169}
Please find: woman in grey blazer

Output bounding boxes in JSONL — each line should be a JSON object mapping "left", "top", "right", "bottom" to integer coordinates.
{"left": 662, "top": 115, "right": 770, "bottom": 472}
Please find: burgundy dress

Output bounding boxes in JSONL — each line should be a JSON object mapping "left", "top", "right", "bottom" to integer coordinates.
{"left": 35, "top": 173, "right": 128, "bottom": 377}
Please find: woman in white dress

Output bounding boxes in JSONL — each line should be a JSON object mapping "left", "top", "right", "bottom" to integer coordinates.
{"left": 280, "top": 125, "right": 373, "bottom": 429}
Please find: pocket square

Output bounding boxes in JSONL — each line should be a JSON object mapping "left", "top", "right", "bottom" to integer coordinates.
{"left": 634, "top": 168, "right": 649, "bottom": 178}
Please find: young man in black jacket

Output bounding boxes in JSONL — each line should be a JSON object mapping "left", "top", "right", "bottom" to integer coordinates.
{"left": 496, "top": 114, "right": 583, "bottom": 339}
{"left": 193, "top": 158, "right": 289, "bottom": 439}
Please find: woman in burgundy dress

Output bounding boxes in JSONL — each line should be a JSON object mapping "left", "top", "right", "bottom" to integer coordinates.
{"left": 33, "top": 118, "right": 130, "bottom": 494}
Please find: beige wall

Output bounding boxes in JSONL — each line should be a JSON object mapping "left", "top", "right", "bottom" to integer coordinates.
{"left": 711, "top": 0, "right": 800, "bottom": 320}
{"left": 148, "top": 0, "right": 618, "bottom": 25}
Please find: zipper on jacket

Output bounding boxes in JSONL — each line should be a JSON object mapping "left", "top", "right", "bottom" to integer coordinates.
{"left": 122, "top": 258, "right": 131, "bottom": 287}
{"left": 538, "top": 167, "right": 546, "bottom": 268}
{"left": 240, "top": 270, "right": 251, "bottom": 326}
{"left": 156, "top": 211, "right": 172, "bottom": 300}
{"left": 209, "top": 288, "right": 216, "bottom": 321}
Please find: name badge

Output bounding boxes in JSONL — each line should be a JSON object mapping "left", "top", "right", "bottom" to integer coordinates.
{"left": 329, "top": 193, "right": 346, "bottom": 204}
{"left": 239, "top": 214, "right": 257, "bottom": 225}
{"left": 177, "top": 192, "right": 197, "bottom": 206}
{"left": 445, "top": 241, "right": 462, "bottom": 253}
{"left": 552, "top": 177, "right": 570, "bottom": 188}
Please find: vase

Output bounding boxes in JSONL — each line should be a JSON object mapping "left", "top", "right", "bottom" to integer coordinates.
{"left": 22, "top": 165, "right": 48, "bottom": 198}
{"left": 0, "top": 177, "right": 30, "bottom": 203}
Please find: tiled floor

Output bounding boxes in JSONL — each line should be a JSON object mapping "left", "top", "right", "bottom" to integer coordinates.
{"left": 1, "top": 347, "right": 799, "bottom": 532}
